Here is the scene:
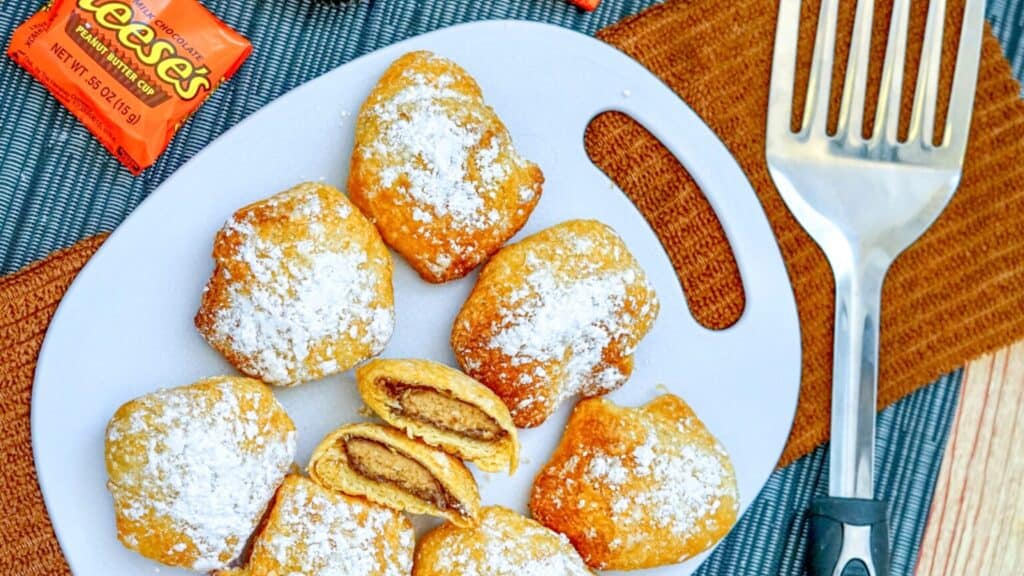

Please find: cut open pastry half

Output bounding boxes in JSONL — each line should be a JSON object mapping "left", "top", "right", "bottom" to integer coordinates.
{"left": 357, "top": 358, "right": 519, "bottom": 473}
{"left": 309, "top": 423, "right": 480, "bottom": 527}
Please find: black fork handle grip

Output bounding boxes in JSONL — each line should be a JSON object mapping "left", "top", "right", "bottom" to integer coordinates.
{"left": 807, "top": 497, "right": 889, "bottom": 576}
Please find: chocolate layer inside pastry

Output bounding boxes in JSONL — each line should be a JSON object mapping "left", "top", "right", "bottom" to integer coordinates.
{"left": 380, "top": 378, "right": 507, "bottom": 442}
{"left": 342, "top": 436, "right": 463, "bottom": 512}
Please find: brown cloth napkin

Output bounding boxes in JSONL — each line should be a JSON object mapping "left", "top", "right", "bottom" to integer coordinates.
{"left": 1, "top": 235, "right": 104, "bottom": 576}
{"left": 3, "top": 0, "right": 1024, "bottom": 573}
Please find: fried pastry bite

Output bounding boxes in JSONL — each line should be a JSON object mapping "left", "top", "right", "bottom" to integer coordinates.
{"left": 196, "top": 181, "right": 394, "bottom": 386}
{"left": 357, "top": 358, "right": 519, "bottom": 473}
{"left": 530, "top": 395, "right": 739, "bottom": 570}
{"left": 309, "top": 422, "right": 480, "bottom": 526}
{"left": 413, "top": 506, "right": 593, "bottom": 576}
{"left": 451, "top": 219, "right": 659, "bottom": 427}
{"left": 215, "top": 475, "right": 413, "bottom": 576}
{"left": 348, "top": 50, "right": 544, "bottom": 283}
{"left": 104, "top": 377, "right": 296, "bottom": 571}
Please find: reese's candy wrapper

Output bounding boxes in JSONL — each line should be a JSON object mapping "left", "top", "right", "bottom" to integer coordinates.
{"left": 8, "top": 0, "right": 251, "bottom": 174}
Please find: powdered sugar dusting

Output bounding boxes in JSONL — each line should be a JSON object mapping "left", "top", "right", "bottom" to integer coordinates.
{"left": 430, "top": 507, "right": 591, "bottom": 576}
{"left": 206, "top": 184, "right": 393, "bottom": 385}
{"left": 105, "top": 379, "right": 295, "bottom": 571}
{"left": 582, "top": 423, "right": 734, "bottom": 550}
{"left": 369, "top": 71, "right": 489, "bottom": 229}
{"left": 488, "top": 247, "right": 636, "bottom": 409}
{"left": 476, "top": 136, "right": 510, "bottom": 188}
{"left": 256, "top": 477, "right": 413, "bottom": 575}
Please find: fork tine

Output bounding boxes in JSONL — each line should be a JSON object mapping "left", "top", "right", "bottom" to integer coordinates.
{"left": 767, "top": 0, "right": 804, "bottom": 140}
{"left": 874, "top": 0, "right": 912, "bottom": 144}
{"left": 908, "top": 0, "right": 947, "bottom": 145}
{"left": 944, "top": 0, "right": 986, "bottom": 158}
{"left": 837, "top": 0, "right": 874, "bottom": 141}
{"left": 802, "top": 0, "right": 842, "bottom": 134}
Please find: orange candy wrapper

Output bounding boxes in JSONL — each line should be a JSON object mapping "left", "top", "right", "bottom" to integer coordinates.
{"left": 8, "top": 0, "right": 251, "bottom": 174}
{"left": 568, "top": 0, "right": 601, "bottom": 11}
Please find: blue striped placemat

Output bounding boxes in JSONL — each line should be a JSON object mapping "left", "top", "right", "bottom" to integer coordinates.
{"left": 3, "top": 0, "right": 1014, "bottom": 573}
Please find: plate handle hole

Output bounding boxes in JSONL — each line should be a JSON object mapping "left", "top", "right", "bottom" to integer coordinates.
{"left": 584, "top": 111, "right": 745, "bottom": 330}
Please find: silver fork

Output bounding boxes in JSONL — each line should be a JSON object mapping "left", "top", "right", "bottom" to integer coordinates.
{"left": 766, "top": 0, "right": 985, "bottom": 574}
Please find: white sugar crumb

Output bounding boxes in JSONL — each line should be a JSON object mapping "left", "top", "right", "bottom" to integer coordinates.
{"left": 260, "top": 479, "right": 412, "bottom": 575}
{"left": 432, "top": 510, "right": 590, "bottom": 575}
{"left": 293, "top": 193, "right": 321, "bottom": 217}
{"left": 209, "top": 186, "right": 393, "bottom": 385}
{"left": 572, "top": 236, "right": 593, "bottom": 253}
{"left": 586, "top": 455, "right": 629, "bottom": 486}
{"left": 106, "top": 381, "right": 295, "bottom": 571}
{"left": 434, "top": 253, "right": 452, "bottom": 271}
{"left": 412, "top": 207, "right": 434, "bottom": 222}
{"left": 519, "top": 185, "right": 536, "bottom": 203}
{"left": 584, "top": 425, "right": 734, "bottom": 544}
{"left": 597, "top": 366, "right": 624, "bottom": 388}
{"left": 476, "top": 136, "right": 509, "bottom": 187}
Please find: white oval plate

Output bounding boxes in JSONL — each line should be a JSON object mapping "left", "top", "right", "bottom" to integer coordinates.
{"left": 33, "top": 20, "right": 800, "bottom": 576}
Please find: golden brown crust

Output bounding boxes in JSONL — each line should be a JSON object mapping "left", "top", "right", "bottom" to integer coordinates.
{"left": 104, "top": 377, "right": 296, "bottom": 571}
{"left": 308, "top": 422, "right": 480, "bottom": 526}
{"left": 413, "top": 506, "right": 594, "bottom": 576}
{"left": 356, "top": 358, "right": 519, "bottom": 473}
{"left": 529, "top": 395, "right": 739, "bottom": 570}
{"left": 215, "top": 475, "right": 414, "bottom": 576}
{"left": 451, "top": 219, "right": 659, "bottom": 427}
{"left": 348, "top": 50, "right": 543, "bottom": 283}
{"left": 195, "top": 181, "right": 394, "bottom": 386}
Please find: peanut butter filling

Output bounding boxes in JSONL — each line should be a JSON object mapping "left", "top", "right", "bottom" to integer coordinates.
{"left": 342, "top": 436, "right": 462, "bottom": 512}
{"left": 381, "top": 379, "right": 506, "bottom": 442}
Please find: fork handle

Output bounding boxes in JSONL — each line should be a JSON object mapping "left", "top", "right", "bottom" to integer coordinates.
{"left": 807, "top": 497, "right": 889, "bottom": 576}
{"left": 816, "top": 252, "right": 890, "bottom": 574}
{"left": 828, "top": 255, "right": 887, "bottom": 498}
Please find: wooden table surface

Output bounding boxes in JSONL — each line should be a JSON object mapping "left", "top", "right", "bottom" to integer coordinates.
{"left": 915, "top": 340, "right": 1024, "bottom": 574}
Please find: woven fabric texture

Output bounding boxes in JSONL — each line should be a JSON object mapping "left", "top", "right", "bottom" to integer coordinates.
{"left": 1, "top": 0, "right": 1021, "bottom": 574}
{"left": 0, "top": 236, "right": 106, "bottom": 576}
